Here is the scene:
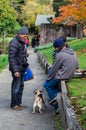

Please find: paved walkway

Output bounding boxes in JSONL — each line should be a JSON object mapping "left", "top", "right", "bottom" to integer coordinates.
{"left": 0, "top": 47, "right": 57, "bottom": 130}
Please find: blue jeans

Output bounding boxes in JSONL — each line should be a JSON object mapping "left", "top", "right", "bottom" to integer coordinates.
{"left": 43, "top": 78, "right": 60, "bottom": 110}
{"left": 11, "top": 71, "right": 24, "bottom": 107}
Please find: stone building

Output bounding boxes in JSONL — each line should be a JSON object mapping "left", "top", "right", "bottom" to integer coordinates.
{"left": 35, "top": 14, "right": 64, "bottom": 45}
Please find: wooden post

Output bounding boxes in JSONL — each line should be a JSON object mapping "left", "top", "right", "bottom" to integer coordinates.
{"left": 57, "top": 92, "right": 68, "bottom": 130}
{"left": 61, "top": 81, "right": 82, "bottom": 130}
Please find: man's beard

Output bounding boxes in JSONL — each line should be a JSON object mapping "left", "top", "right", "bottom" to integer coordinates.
{"left": 20, "top": 37, "right": 26, "bottom": 43}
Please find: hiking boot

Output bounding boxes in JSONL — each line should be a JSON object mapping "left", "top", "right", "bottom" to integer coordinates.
{"left": 11, "top": 105, "right": 22, "bottom": 111}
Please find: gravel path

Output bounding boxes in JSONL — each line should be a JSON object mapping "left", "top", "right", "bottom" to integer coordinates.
{"left": 0, "top": 48, "right": 57, "bottom": 130}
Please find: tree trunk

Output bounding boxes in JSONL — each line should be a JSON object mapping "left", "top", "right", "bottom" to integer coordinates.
{"left": 76, "top": 23, "right": 83, "bottom": 39}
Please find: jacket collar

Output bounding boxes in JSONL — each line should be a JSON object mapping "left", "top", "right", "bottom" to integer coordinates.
{"left": 16, "top": 34, "right": 25, "bottom": 44}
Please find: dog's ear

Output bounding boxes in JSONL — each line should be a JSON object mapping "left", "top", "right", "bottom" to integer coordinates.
{"left": 40, "top": 88, "right": 44, "bottom": 93}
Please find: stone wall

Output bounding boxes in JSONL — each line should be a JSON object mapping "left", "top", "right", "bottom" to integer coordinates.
{"left": 39, "top": 24, "right": 64, "bottom": 45}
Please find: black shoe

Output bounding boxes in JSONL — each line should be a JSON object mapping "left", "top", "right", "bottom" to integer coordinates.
{"left": 50, "top": 97, "right": 58, "bottom": 105}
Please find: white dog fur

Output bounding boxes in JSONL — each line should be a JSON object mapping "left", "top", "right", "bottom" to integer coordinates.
{"left": 32, "top": 89, "right": 46, "bottom": 114}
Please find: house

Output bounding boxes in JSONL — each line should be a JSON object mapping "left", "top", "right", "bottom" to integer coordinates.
{"left": 35, "top": 14, "right": 64, "bottom": 45}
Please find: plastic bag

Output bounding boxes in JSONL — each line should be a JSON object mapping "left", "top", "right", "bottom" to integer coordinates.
{"left": 24, "top": 67, "right": 34, "bottom": 81}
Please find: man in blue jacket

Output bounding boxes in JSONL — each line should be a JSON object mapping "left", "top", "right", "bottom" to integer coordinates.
{"left": 9, "top": 26, "right": 29, "bottom": 110}
{"left": 43, "top": 38, "right": 78, "bottom": 114}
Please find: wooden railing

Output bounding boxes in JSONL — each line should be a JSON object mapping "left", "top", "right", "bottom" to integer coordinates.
{"left": 37, "top": 52, "right": 50, "bottom": 74}
{"left": 37, "top": 52, "right": 82, "bottom": 130}
{"left": 58, "top": 81, "right": 82, "bottom": 130}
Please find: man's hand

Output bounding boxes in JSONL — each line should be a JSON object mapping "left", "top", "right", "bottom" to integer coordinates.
{"left": 27, "top": 52, "right": 30, "bottom": 57}
{"left": 14, "top": 72, "right": 20, "bottom": 78}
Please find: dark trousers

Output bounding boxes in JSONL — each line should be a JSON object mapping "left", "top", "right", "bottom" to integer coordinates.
{"left": 43, "top": 78, "right": 61, "bottom": 110}
{"left": 11, "top": 71, "right": 24, "bottom": 107}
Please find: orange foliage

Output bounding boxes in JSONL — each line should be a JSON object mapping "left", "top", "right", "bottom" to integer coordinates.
{"left": 52, "top": 0, "right": 86, "bottom": 26}
{"left": 83, "top": 28, "right": 86, "bottom": 36}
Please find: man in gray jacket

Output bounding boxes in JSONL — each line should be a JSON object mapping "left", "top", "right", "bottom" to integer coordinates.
{"left": 43, "top": 38, "right": 78, "bottom": 114}
{"left": 9, "top": 26, "right": 29, "bottom": 110}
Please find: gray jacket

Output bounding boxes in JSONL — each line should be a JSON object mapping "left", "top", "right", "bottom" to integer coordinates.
{"left": 47, "top": 47, "right": 78, "bottom": 80}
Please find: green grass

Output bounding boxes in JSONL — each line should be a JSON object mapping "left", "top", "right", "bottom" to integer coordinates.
{"left": 37, "top": 38, "right": 86, "bottom": 129}
{"left": 34, "top": 42, "right": 53, "bottom": 53}
{"left": 0, "top": 55, "right": 8, "bottom": 72}
{"left": 77, "top": 53, "right": 86, "bottom": 69}
{"left": 38, "top": 47, "right": 54, "bottom": 64}
{"left": 69, "top": 38, "right": 86, "bottom": 51}
{"left": 67, "top": 78, "right": 86, "bottom": 129}
{"left": 68, "top": 79, "right": 86, "bottom": 97}
{"left": 55, "top": 113, "right": 62, "bottom": 130}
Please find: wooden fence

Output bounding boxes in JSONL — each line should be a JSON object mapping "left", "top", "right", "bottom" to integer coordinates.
{"left": 37, "top": 52, "right": 82, "bottom": 130}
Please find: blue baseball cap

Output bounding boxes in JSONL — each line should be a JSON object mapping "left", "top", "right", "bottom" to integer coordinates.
{"left": 53, "top": 38, "right": 64, "bottom": 48}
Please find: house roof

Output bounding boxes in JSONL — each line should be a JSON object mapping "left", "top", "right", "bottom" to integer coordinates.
{"left": 35, "top": 14, "right": 54, "bottom": 26}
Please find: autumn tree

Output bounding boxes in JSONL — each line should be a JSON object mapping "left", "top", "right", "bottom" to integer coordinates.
{"left": 52, "top": 0, "right": 86, "bottom": 38}
{"left": 52, "top": 0, "right": 70, "bottom": 17}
